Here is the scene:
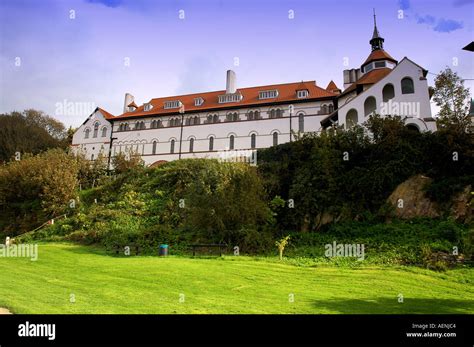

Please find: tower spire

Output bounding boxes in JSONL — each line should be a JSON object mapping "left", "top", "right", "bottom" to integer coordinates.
{"left": 370, "top": 9, "right": 384, "bottom": 51}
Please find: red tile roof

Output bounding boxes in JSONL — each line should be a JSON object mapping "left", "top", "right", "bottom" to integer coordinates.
{"left": 326, "top": 80, "right": 341, "bottom": 94}
{"left": 98, "top": 107, "right": 115, "bottom": 120}
{"left": 362, "top": 49, "right": 397, "bottom": 66}
{"left": 340, "top": 68, "right": 392, "bottom": 96}
{"left": 113, "top": 81, "right": 336, "bottom": 119}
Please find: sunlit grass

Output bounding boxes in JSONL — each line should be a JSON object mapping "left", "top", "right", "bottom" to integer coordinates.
{"left": 0, "top": 243, "right": 472, "bottom": 314}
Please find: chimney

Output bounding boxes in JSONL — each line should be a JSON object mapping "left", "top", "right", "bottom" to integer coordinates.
{"left": 123, "top": 93, "right": 135, "bottom": 113}
{"left": 226, "top": 70, "right": 236, "bottom": 94}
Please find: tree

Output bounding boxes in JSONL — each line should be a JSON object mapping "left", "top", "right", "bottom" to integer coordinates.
{"left": 433, "top": 68, "right": 471, "bottom": 133}
{"left": 0, "top": 110, "right": 67, "bottom": 163}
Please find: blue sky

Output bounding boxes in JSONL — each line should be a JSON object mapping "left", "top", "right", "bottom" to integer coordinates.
{"left": 0, "top": 0, "right": 473, "bottom": 127}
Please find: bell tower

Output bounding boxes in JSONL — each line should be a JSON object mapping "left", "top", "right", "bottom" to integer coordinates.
{"left": 369, "top": 9, "right": 384, "bottom": 51}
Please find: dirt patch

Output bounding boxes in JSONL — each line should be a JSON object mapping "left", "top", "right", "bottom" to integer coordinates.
{"left": 0, "top": 307, "right": 12, "bottom": 314}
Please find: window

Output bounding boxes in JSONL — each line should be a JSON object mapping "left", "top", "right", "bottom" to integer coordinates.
{"left": 185, "top": 118, "right": 191, "bottom": 126}
{"left": 273, "top": 132, "right": 278, "bottom": 146}
{"left": 120, "top": 123, "right": 129, "bottom": 131}
{"left": 194, "top": 116, "right": 200, "bottom": 125}
{"left": 374, "top": 61, "right": 386, "bottom": 68}
{"left": 297, "top": 90, "right": 309, "bottom": 98}
{"left": 401, "top": 77, "right": 414, "bottom": 94}
{"left": 152, "top": 141, "right": 157, "bottom": 155}
{"left": 91, "top": 154, "right": 94, "bottom": 161}
{"left": 254, "top": 111, "right": 260, "bottom": 119}
{"left": 346, "top": 109, "right": 358, "bottom": 128}
{"left": 364, "top": 96, "right": 377, "bottom": 116}
{"left": 329, "top": 104, "right": 334, "bottom": 113}
{"left": 251, "top": 134, "right": 256, "bottom": 149}
{"left": 258, "top": 90, "right": 279, "bottom": 99}
{"left": 93, "top": 123, "right": 99, "bottom": 138}
{"left": 218, "top": 93, "right": 242, "bottom": 103}
{"left": 276, "top": 109, "right": 282, "bottom": 118}
{"left": 213, "top": 114, "right": 219, "bottom": 123}
{"left": 144, "top": 103, "right": 153, "bottom": 111}
{"left": 229, "top": 135, "right": 235, "bottom": 150}
{"left": 170, "top": 139, "right": 175, "bottom": 154}
{"left": 247, "top": 111, "right": 254, "bottom": 120}
{"left": 226, "top": 112, "right": 239, "bottom": 122}
{"left": 321, "top": 105, "right": 328, "bottom": 114}
{"left": 189, "top": 138, "right": 194, "bottom": 153}
{"left": 101, "top": 127, "right": 107, "bottom": 137}
{"left": 194, "top": 97, "right": 204, "bottom": 106}
{"left": 298, "top": 113, "right": 304, "bottom": 132}
{"left": 85, "top": 128, "right": 90, "bottom": 139}
{"left": 269, "top": 109, "right": 276, "bottom": 119}
{"left": 164, "top": 100, "right": 182, "bottom": 109}
{"left": 382, "top": 84, "right": 395, "bottom": 102}
{"left": 364, "top": 63, "right": 374, "bottom": 73}
{"left": 209, "top": 136, "right": 214, "bottom": 151}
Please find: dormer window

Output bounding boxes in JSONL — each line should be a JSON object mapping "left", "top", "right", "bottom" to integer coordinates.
{"left": 194, "top": 97, "right": 204, "bottom": 106}
{"left": 164, "top": 100, "right": 182, "bottom": 109}
{"left": 144, "top": 103, "right": 153, "bottom": 111}
{"left": 297, "top": 90, "right": 309, "bottom": 99}
{"left": 218, "top": 93, "right": 243, "bottom": 103}
{"left": 259, "top": 90, "right": 279, "bottom": 100}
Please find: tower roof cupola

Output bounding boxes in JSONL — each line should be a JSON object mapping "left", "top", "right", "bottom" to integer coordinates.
{"left": 369, "top": 9, "right": 384, "bottom": 51}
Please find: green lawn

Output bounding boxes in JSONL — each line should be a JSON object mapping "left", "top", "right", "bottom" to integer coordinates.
{"left": 0, "top": 243, "right": 473, "bottom": 314}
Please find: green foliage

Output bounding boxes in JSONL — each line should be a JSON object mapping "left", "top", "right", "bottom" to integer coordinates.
{"left": 0, "top": 109, "right": 68, "bottom": 163}
{"left": 258, "top": 114, "right": 473, "bottom": 231}
{"left": 0, "top": 148, "right": 79, "bottom": 236}
{"left": 433, "top": 67, "right": 471, "bottom": 133}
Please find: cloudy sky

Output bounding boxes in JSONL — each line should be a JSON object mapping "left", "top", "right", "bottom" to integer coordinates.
{"left": 0, "top": 0, "right": 473, "bottom": 127}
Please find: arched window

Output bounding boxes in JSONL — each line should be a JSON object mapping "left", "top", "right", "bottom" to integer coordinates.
{"left": 276, "top": 109, "right": 282, "bottom": 118}
{"left": 101, "top": 127, "right": 107, "bottom": 137}
{"left": 382, "top": 84, "right": 395, "bottom": 102}
{"left": 364, "top": 96, "right": 377, "bottom": 116}
{"left": 346, "top": 109, "right": 358, "bottom": 128}
{"left": 251, "top": 133, "right": 256, "bottom": 149}
{"left": 194, "top": 116, "right": 200, "bottom": 125}
{"left": 298, "top": 113, "right": 304, "bottom": 132}
{"left": 406, "top": 124, "right": 420, "bottom": 133}
{"left": 248, "top": 111, "right": 254, "bottom": 120}
{"left": 273, "top": 132, "right": 278, "bottom": 146}
{"left": 207, "top": 115, "right": 213, "bottom": 123}
{"left": 213, "top": 114, "right": 219, "bottom": 123}
{"left": 209, "top": 136, "right": 214, "bottom": 151}
{"left": 321, "top": 105, "right": 328, "bottom": 114}
{"left": 85, "top": 128, "right": 90, "bottom": 139}
{"left": 141, "top": 121, "right": 146, "bottom": 130}
{"left": 401, "top": 77, "right": 414, "bottom": 94}
{"left": 151, "top": 120, "right": 157, "bottom": 129}
{"left": 169, "top": 119, "right": 174, "bottom": 127}
{"left": 185, "top": 118, "right": 191, "bottom": 126}
{"left": 255, "top": 111, "right": 260, "bottom": 119}
{"left": 170, "top": 139, "right": 175, "bottom": 154}
{"left": 269, "top": 109, "right": 276, "bottom": 119}
{"left": 91, "top": 154, "right": 94, "bottom": 161}
{"left": 189, "top": 138, "right": 194, "bottom": 153}
{"left": 229, "top": 135, "right": 235, "bottom": 150}
{"left": 93, "top": 123, "right": 99, "bottom": 138}
{"left": 329, "top": 104, "right": 334, "bottom": 113}
{"left": 152, "top": 141, "right": 157, "bottom": 155}
{"left": 232, "top": 112, "right": 239, "bottom": 121}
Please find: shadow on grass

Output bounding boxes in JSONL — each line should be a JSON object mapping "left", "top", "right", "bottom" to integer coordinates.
{"left": 312, "top": 297, "right": 474, "bottom": 314}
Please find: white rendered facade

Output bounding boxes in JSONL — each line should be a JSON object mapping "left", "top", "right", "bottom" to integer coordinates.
{"left": 71, "top": 19, "right": 437, "bottom": 166}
